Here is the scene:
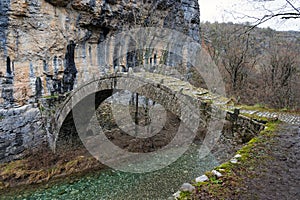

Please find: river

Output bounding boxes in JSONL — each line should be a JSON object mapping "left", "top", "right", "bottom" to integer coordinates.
{"left": 1, "top": 142, "right": 230, "bottom": 200}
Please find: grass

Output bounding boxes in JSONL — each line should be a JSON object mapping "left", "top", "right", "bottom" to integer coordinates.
{"left": 179, "top": 191, "right": 192, "bottom": 200}
{"left": 240, "top": 113, "right": 270, "bottom": 123}
{"left": 236, "top": 104, "right": 276, "bottom": 112}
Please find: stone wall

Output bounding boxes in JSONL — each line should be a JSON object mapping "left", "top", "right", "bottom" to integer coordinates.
{"left": 0, "top": 104, "right": 46, "bottom": 163}
{"left": 224, "top": 110, "right": 265, "bottom": 143}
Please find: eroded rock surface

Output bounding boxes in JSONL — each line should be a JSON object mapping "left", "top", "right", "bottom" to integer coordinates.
{"left": 0, "top": 0, "right": 201, "bottom": 105}
{"left": 0, "top": 104, "right": 45, "bottom": 163}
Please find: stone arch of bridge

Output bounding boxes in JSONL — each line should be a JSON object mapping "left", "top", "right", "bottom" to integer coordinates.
{"left": 51, "top": 72, "right": 209, "bottom": 152}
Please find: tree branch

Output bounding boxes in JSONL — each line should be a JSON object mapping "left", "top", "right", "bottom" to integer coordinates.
{"left": 285, "top": 0, "right": 300, "bottom": 14}
{"left": 242, "top": 12, "right": 299, "bottom": 34}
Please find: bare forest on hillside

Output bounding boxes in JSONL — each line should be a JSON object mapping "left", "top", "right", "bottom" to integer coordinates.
{"left": 200, "top": 22, "right": 300, "bottom": 110}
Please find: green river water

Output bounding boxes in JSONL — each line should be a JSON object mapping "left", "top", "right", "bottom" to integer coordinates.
{"left": 1, "top": 143, "right": 224, "bottom": 200}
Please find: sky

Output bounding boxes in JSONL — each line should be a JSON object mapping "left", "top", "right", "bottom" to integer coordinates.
{"left": 198, "top": 0, "right": 300, "bottom": 31}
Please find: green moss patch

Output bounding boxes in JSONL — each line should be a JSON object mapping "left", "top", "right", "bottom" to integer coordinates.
{"left": 179, "top": 191, "right": 192, "bottom": 200}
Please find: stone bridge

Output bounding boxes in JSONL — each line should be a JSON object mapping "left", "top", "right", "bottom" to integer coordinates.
{"left": 41, "top": 71, "right": 264, "bottom": 155}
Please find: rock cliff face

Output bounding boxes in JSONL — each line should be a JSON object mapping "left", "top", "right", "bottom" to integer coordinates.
{"left": 0, "top": 0, "right": 201, "bottom": 162}
{"left": 0, "top": 104, "right": 45, "bottom": 163}
{"left": 0, "top": 0, "right": 200, "bottom": 105}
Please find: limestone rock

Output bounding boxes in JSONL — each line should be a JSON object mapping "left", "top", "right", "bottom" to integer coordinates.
{"left": 0, "top": 0, "right": 201, "bottom": 105}
{"left": 173, "top": 191, "right": 181, "bottom": 199}
{"left": 234, "top": 154, "right": 242, "bottom": 158}
{"left": 195, "top": 174, "right": 208, "bottom": 182}
{"left": 180, "top": 183, "right": 195, "bottom": 192}
{"left": 212, "top": 170, "right": 223, "bottom": 178}
{"left": 230, "top": 158, "right": 238, "bottom": 164}
{"left": 0, "top": 106, "right": 46, "bottom": 163}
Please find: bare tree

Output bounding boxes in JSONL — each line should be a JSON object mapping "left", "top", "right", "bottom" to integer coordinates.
{"left": 222, "top": 33, "right": 256, "bottom": 94}
{"left": 201, "top": 18, "right": 300, "bottom": 109}
{"left": 261, "top": 40, "right": 298, "bottom": 108}
{"left": 202, "top": 23, "right": 257, "bottom": 96}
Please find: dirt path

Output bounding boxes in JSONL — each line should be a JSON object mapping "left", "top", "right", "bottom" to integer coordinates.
{"left": 238, "top": 124, "right": 300, "bottom": 200}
